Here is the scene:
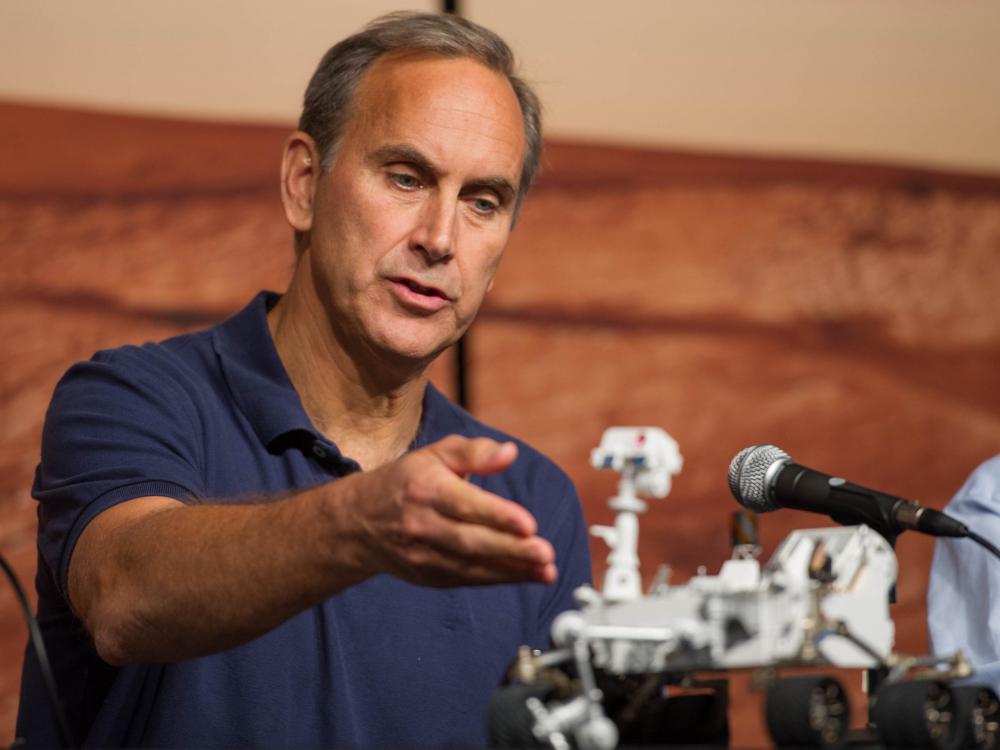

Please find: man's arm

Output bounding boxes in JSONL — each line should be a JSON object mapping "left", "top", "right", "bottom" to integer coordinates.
{"left": 69, "top": 436, "right": 556, "bottom": 666}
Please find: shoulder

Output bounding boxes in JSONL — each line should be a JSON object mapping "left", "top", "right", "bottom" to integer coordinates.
{"left": 93, "top": 327, "right": 216, "bottom": 382}
{"left": 955, "top": 455, "right": 1000, "bottom": 500}
{"left": 947, "top": 454, "right": 1000, "bottom": 515}
{"left": 52, "top": 327, "right": 218, "bottom": 409}
{"left": 41, "top": 328, "right": 223, "bottom": 475}
{"left": 963, "top": 454, "right": 1000, "bottom": 494}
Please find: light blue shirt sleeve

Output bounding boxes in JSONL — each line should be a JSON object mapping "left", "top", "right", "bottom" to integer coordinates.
{"left": 928, "top": 454, "right": 1000, "bottom": 691}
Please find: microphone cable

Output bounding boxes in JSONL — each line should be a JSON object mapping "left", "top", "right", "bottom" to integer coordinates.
{"left": 965, "top": 528, "right": 1000, "bottom": 562}
{"left": 0, "top": 551, "right": 76, "bottom": 748}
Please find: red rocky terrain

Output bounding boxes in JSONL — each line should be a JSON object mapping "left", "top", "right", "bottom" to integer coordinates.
{"left": 1, "top": 103, "right": 998, "bottom": 745}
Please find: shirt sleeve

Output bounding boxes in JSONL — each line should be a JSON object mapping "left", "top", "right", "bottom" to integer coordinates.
{"left": 927, "top": 455, "right": 1000, "bottom": 692}
{"left": 33, "top": 346, "right": 204, "bottom": 600}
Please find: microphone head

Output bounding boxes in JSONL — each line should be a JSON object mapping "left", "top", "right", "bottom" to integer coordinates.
{"left": 728, "top": 444, "right": 790, "bottom": 512}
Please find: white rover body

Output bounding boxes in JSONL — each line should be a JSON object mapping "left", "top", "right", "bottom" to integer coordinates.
{"left": 497, "top": 428, "right": 989, "bottom": 750}
{"left": 559, "top": 427, "right": 896, "bottom": 675}
{"left": 555, "top": 523, "right": 897, "bottom": 677}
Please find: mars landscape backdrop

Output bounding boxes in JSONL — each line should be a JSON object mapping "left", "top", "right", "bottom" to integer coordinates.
{"left": 1, "top": 100, "right": 998, "bottom": 744}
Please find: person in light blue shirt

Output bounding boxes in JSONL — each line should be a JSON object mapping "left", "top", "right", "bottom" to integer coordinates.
{"left": 928, "top": 454, "right": 1000, "bottom": 691}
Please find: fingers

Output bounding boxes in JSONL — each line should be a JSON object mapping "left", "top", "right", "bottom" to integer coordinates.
{"left": 430, "top": 471, "right": 537, "bottom": 537}
{"left": 414, "top": 506, "right": 555, "bottom": 567}
{"left": 395, "top": 536, "right": 558, "bottom": 588}
{"left": 355, "top": 435, "right": 559, "bottom": 589}
{"left": 430, "top": 436, "right": 519, "bottom": 478}
{"left": 392, "top": 484, "right": 553, "bottom": 573}
{"left": 423, "top": 436, "right": 535, "bottom": 537}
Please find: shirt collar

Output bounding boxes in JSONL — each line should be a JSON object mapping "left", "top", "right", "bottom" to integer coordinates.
{"left": 412, "top": 383, "right": 466, "bottom": 449}
{"left": 212, "top": 291, "right": 317, "bottom": 450}
{"left": 212, "top": 291, "right": 463, "bottom": 456}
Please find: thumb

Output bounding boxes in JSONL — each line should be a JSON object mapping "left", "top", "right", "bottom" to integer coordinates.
{"left": 431, "top": 436, "right": 519, "bottom": 477}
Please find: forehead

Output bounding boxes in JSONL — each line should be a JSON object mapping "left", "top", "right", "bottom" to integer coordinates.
{"left": 343, "top": 54, "right": 526, "bottom": 182}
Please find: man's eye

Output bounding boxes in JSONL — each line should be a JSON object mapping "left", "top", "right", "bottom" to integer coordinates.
{"left": 390, "top": 173, "right": 421, "bottom": 190}
{"left": 471, "top": 197, "right": 499, "bottom": 215}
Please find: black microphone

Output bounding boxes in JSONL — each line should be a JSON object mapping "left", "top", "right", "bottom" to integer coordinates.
{"left": 727, "top": 444, "right": 969, "bottom": 541}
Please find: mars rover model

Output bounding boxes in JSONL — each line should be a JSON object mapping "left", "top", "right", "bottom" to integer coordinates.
{"left": 489, "top": 428, "right": 999, "bottom": 749}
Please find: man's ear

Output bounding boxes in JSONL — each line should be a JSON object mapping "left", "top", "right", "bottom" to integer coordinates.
{"left": 281, "top": 132, "right": 319, "bottom": 232}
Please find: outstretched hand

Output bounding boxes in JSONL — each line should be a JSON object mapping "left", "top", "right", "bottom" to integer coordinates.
{"left": 342, "top": 435, "right": 557, "bottom": 588}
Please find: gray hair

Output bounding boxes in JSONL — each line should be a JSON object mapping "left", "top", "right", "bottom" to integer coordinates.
{"left": 298, "top": 11, "right": 542, "bottom": 215}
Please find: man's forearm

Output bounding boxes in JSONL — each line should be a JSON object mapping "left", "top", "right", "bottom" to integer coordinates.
{"left": 70, "top": 482, "right": 364, "bottom": 666}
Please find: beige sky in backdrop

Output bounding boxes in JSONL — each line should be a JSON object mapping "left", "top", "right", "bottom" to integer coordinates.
{"left": 2, "top": 0, "right": 999, "bottom": 173}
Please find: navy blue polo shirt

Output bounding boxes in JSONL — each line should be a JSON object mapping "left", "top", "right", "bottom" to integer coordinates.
{"left": 17, "top": 291, "right": 591, "bottom": 748}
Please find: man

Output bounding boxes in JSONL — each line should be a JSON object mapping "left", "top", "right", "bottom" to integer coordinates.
{"left": 17, "top": 12, "right": 591, "bottom": 747}
{"left": 928, "top": 454, "right": 1000, "bottom": 693}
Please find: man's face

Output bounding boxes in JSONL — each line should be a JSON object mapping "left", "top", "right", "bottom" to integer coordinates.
{"left": 302, "top": 54, "right": 526, "bottom": 365}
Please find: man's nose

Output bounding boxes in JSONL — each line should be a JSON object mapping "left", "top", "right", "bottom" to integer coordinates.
{"left": 410, "top": 196, "right": 455, "bottom": 263}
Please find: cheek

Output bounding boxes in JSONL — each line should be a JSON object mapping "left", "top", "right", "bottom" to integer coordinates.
{"left": 321, "top": 181, "right": 379, "bottom": 245}
{"left": 314, "top": 185, "right": 406, "bottom": 283}
{"left": 344, "top": 185, "right": 418, "bottom": 253}
{"left": 461, "top": 242, "right": 507, "bottom": 299}
{"left": 482, "top": 240, "right": 508, "bottom": 280}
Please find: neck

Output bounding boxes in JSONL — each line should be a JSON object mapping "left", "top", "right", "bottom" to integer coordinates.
{"left": 267, "top": 267, "right": 431, "bottom": 470}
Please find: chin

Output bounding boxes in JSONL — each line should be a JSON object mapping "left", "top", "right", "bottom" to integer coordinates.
{"left": 369, "top": 326, "right": 457, "bottom": 368}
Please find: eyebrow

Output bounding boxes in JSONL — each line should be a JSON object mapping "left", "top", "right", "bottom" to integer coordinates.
{"left": 368, "top": 143, "right": 517, "bottom": 207}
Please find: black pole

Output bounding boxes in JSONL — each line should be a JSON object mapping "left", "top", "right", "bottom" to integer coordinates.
{"left": 455, "top": 336, "right": 470, "bottom": 411}
{"left": 442, "top": 0, "right": 470, "bottom": 411}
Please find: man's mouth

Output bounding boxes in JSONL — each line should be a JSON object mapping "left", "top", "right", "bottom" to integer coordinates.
{"left": 391, "top": 277, "right": 449, "bottom": 300}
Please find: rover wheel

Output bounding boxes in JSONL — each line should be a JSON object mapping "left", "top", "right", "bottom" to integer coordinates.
{"left": 949, "top": 684, "right": 1000, "bottom": 750}
{"left": 764, "top": 675, "right": 850, "bottom": 748}
{"left": 870, "top": 679, "right": 954, "bottom": 749}
{"left": 487, "top": 684, "right": 554, "bottom": 748}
